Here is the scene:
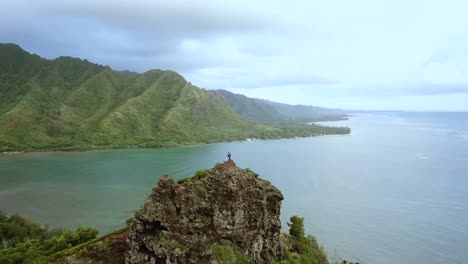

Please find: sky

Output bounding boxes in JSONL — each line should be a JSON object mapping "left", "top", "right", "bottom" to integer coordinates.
{"left": 2, "top": 0, "right": 468, "bottom": 110}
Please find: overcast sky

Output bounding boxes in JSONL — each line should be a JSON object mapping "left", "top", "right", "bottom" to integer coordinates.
{"left": 2, "top": 0, "right": 468, "bottom": 110}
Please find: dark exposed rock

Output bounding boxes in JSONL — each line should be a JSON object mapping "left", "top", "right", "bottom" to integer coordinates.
{"left": 125, "top": 160, "right": 284, "bottom": 264}
{"left": 57, "top": 228, "right": 129, "bottom": 264}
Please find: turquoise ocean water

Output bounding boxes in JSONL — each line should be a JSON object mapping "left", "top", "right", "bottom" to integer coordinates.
{"left": 1, "top": 112, "right": 467, "bottom": 263}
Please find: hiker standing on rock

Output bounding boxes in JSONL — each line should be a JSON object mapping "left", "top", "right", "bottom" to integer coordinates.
{"left": 227, "top": 152, "right": 231, "bottom": 161}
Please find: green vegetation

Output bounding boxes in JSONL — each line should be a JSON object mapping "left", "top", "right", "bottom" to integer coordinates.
{"left": 177, "top": 168, "right": 210, "bottom": 183}
{"left": 0, "top": 210, "right": 98, "bottom": 264}
{"left": 0, "top": 44, "right": 350, "bottom": 152}
{"left": 277, "top": 216, "right": 329, "bottom": 264}
{"left": 278, "top": 216, "right": 359, "bottom": 264}
{"left": 214, "top": 89, "right": 284, "bottom": 123}
{"left": 216, "top": 89, "right": 348, "bottom": 123}
{"left": 49, "top": 227, "right": 128, "bottom": 263}
{"left": 193, "top": 215, "right": 351, "bottom": 264}
{"left": 0, "top": 210, "right": 359, "bottom": 264}
{"left": 288, "top": 216, "right": 306, "bottom": 239}
{"left": 194, "top": 169, "right": 210, "bottom": 178}
{"left": 210, "top": 244, "right": 251, "bottom": 264}
{"left": 244, "top": 168, "right": 259, "bottom": 177}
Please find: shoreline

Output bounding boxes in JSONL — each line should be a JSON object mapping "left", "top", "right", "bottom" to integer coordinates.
{"left": 0, "top": 130, "right": 351, "bottom": 155}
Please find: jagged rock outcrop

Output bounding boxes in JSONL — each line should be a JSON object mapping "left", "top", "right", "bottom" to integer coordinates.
{"left": 125, "top": 160, "right": 284, "bottom": 264}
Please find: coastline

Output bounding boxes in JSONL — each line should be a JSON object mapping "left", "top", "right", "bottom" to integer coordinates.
{"left": 0, "top": 128, "right": 351, "bottom": 155}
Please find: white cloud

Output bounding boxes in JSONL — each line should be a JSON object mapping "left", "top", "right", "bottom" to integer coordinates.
{"left": 2, "top": 0, "right": 468, "bottom": 110}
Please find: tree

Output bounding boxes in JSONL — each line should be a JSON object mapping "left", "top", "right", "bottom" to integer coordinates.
{"left": 288, "top": 216, "right": 305, "bottom": 240}
{"left": 0, "top": 212, "right": 98, "bottom": 264}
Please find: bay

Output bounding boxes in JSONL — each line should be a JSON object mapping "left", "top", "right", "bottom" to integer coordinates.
{"left": 1, "top": 112, "right": 468, "bottom": 263}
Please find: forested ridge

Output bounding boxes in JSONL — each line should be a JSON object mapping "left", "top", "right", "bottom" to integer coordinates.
{"left": 0, "top": 43, "right": 349, "bottom": 151}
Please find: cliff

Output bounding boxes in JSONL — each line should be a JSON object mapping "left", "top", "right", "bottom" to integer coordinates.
{"left": 126, "top": 160, "right": 284, "bottom": 263}
{"left": 50, "top": 161, "right": 330, "bottom": 264}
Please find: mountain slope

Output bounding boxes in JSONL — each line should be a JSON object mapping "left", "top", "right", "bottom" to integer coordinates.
{"left": 0, "top": 44, "right": 46, "bottom": 115}
{"left": 216, "top": 89, "right": 347, "bottom": 123}
{"left": 0, "top": 44, "right": 349, "bottom": 151}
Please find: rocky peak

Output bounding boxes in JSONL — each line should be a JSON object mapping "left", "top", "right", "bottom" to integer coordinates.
{"left": 126, "top": 160, "right": 284, "bottom": 264}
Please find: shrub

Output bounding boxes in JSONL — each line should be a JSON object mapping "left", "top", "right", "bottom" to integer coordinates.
{"left": 0, "top": 213, "right": 98, "bottom": 264}
{"left": 285, "top": 216, "right": 329, "bottom": 264}
{"left": 244, "top": 168, "right": 259, "bottom": 177}
{"left": 288, "top": 216, "right": 305, "bottom": 240}
{"left": 126, "top": 217, "right": 135, "bottom": 226}
{"left": 211, "top": 244, "right": 251, "bottom": 264}
{"left": 194, "top": 169, "right": 210, "bottom": 178}
{"left": 177, "top": 169, "right": 210, "bottom": 184}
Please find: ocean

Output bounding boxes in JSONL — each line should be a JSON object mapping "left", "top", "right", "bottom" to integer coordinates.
{"left": 1, "top": 112, "right": 467, "bottom": 263}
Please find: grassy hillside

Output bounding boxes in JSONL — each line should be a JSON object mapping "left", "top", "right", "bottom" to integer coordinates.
{"left": 216, "top": 89, "right": 348, "bottom": 123}
{"left": 0, "top": 44, "right": 350, "bottom": 151}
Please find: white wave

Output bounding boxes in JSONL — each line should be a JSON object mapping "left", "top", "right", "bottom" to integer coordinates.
{"left": 433, "top": 128, "right": 455, "bottom": 135}
{"left": 416, "top": 153, "right": 429, "bottom": 159}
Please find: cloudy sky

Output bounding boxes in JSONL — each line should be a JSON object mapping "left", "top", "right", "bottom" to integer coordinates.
{"left": 2, "top": 0, "right": 468, "bottom": 110}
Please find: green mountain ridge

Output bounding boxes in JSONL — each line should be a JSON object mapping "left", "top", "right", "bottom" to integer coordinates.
{"left": 215, "top": 89, "right": 347, "bottom": 123}
{"left": 0, "top": 44, "right": 350, "bottom": 151}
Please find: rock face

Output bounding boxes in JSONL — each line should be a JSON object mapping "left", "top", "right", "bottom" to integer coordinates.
{"left": 61, "top": 229, "right": 129, "bottom": 264}
{"left": 126, "top": 160, "right": 284, "bottom": 264}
